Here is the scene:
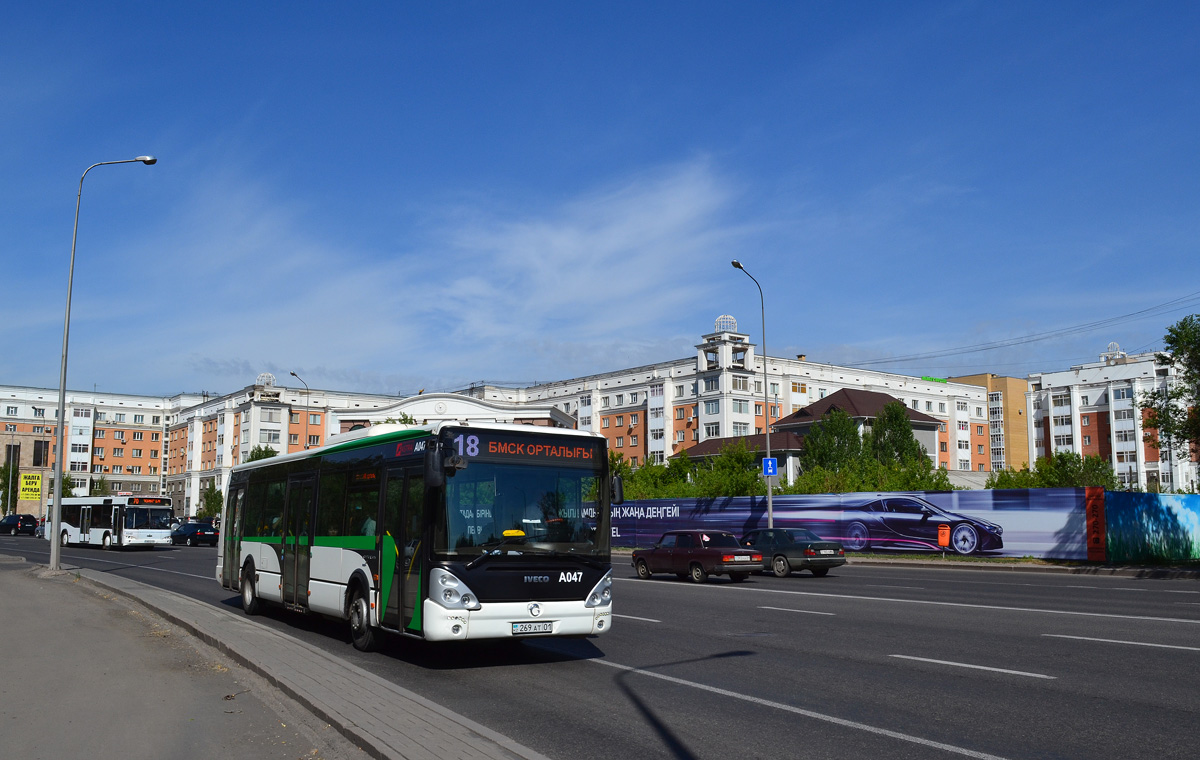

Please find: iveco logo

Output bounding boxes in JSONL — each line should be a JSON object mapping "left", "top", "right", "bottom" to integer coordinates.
{"left": 528, "top": 603, "right": 542, "bottom": 617}
{"left": 524, "top": 575, "right": 551, "bottom": 583}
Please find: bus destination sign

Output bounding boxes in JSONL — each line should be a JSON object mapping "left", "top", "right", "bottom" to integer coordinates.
{"left": 448, "top": 431, "right": 601, "bottom": 465}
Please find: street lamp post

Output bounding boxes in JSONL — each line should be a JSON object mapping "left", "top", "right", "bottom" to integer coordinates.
{"left": 731, "top": 260, "right": 773, "bottom": 529}
{"left": 6, "top": 430, "right": 15, "bottom": 517}
{"left": 291, "top": 372, "right": 310, "bottom": 449}
{"left": 49, "top": 156, "right": 156, "bottom": 571}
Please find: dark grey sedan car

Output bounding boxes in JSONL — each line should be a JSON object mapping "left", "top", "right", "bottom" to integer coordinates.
{"left": 741, "top": 527, "right": 846, "bottom": 577}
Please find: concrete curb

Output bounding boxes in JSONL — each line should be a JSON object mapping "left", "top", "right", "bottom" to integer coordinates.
{"left": 70, "top": 567, "right": 552, "bottom": 760}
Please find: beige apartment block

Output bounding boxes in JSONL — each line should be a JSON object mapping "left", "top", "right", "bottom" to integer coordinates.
{"left": 948, "top": 373, "right": 1031, "bottom": 472}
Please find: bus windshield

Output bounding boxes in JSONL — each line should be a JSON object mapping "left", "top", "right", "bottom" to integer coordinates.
{"left": 438, "top": 461, "right": 607, "bottom": 559}
{"left": 125, "top": 507, "right": 173, "bottom": 530}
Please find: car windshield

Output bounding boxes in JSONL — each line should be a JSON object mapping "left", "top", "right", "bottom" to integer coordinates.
{"left": 436, "top": 460, "right": 608, "bottom": 560}
{"left": 701, "top": 533, "right": 740, "bottom": 548}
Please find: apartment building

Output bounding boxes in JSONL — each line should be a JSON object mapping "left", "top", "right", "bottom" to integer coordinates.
{"left": 1, "top": 385, "right": 204, "bottom": 516}
{"left": 1026, "top": 343, "right": 1199, "bottom": 491}
{"left": 948, "top": 373, "right": 1031, "bottom": 471}
{"left": 460, "top": 315, "right": 991, "bottom": 474}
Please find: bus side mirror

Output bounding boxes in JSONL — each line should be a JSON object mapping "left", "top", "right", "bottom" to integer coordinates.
{"left": 424, "top": 448, "right": 445, "bottom": 488}
{"left": 611, "top": 475, "right": 625, "bottom": 505}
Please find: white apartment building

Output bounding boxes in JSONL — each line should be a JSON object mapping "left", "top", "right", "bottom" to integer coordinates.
{"left": 1026, "top": 343, "right": 1199, "bottom": 491}
{"left": 460, "top": 315, "right": 992, "bottom": 473}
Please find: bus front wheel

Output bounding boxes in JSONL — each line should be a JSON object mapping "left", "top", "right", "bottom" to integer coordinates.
{"left": 241, "top": 566, "right": 262, "bottom": 615}
{"left": 60, "top": 531, "right": 69, "bottom": 547}
{"left": 348, "top": 586, "right": 377, "bottom": 652}
{"left": 101, "top": 533, "right": 112, "bottom": 550}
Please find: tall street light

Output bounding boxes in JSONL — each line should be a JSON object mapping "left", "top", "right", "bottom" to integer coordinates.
{"left": 49, "top": 156, "right": 157, "bottom": 571}
{"left": 291, "top": 372, "right": 310, "bottom": 449}
{"left": 6, "top": 430, "right": 15, "bottom": 517}
{"left": 731, "top": 260, "right": 773, "bottom": 529}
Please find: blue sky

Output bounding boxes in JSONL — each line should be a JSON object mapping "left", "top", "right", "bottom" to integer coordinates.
{"left": 2, "top": 2, "right": 1198, "bottom": 397}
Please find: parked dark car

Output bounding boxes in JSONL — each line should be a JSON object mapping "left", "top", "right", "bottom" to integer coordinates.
{"left": 633, "top": 530, "right": 763, "bottom": 583}
{"left": 1, "top": 514, "right": 38, "bottom": 536}
{"left": 170, "top": 522, "right": 219, "bottom": 547}
{"left": 741, "top": 527, "right": 846, "bottom": 577}
{"left": 792, "top": 495, "right": 1003, "bottom": 555}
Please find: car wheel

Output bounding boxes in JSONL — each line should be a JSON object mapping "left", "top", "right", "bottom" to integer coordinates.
{"left": 187, "top": 536, "right": 195, "bottom": 547}
{"left": 689, "top": 563, "right": 707, "bottom": 584}
{"left": 844, "top": 522, "right": 870, "bottom": 552}
{"left": 101, "top": 533, "right": 112, "bottom": 550}
{"left": 951, "top": 523, "right": 979, "bottom": 555}
{"left": 811, "top": 567, "right": 830, "bottom": 577}
{"left": 241, "top": 565, "right": 262, "bottom": 615}
{"left": 729, "top": 572, "right": 748, "bottom": 582}
{"left": 348, "top": 586, "right": 378, "bottom": 652}
{"left": 772, "top": 555, "right": 791, "bottom": 577}
{"left": 635, "top": 560, "right": 651, "bottom": 579}
{"left": 9, "top": 527, "right": 16, "bottom": 536}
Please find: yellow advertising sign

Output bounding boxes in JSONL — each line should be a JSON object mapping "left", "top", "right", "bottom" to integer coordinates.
{"left": 20, "top": 473, "right": 41, "bottom": 502}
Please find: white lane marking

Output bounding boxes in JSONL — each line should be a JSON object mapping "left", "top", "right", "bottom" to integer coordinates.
{"left": 1064, "top": 585, "right": 1146, "bottom": 592}
{"left": 889, "top": 655, "right": 1056, "bottom": 680}
{"left": 862, "top": 584, "right": 925, "bottom": 590}
{"left": 614, "top": 578, "right": 1200, "bottom": 624}
{"left": 845, "top": 574, "right": 1199, "bottom": 593}
{"left": 1042, "top": 634, "right": 1200, "bottom": 652}
{"left": 760, "top": 606, "right": 835, "bottom": 616}
{"left": 1163, "top": 590, "right": 1200, "bottom": 594}
{"left": 613, "top": 614, "right": 661, "bottom": 623}
{"left": 591, "top": 658, "right": 1012, "bottom": 760}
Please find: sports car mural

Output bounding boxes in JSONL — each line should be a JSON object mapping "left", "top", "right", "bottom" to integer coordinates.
{"left": 788, "top": 495, "right": 1004, "bottom": 555}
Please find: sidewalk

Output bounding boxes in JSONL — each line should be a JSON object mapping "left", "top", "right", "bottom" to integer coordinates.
{"left": 0, "top": 555, "right": 550, "bottom": 760}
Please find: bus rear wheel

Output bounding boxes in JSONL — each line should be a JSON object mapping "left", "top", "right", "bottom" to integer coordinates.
{"left": 241, "top": 566, "right": 262, "bottom": 615}
{"left": 348, "top": 586, "right": 378, "bottom": 652}
{"left": 101, "top": 533, "right": 112, "bottom": 550}
{"left": 60, "top": 531, "right": 69, "bottom": 547}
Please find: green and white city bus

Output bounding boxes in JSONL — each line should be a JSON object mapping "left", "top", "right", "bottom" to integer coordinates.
{"left": 217, "top": 421, "right": 619, "bottom": 650}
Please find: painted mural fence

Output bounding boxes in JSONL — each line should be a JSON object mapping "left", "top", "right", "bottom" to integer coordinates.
{"left": 611, "top": 489, "right": 1200, "bottom": 563}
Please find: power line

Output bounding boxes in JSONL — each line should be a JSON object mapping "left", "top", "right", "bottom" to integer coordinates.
{"left": 847, "top": 290, "right": 1200, "bottom": 368}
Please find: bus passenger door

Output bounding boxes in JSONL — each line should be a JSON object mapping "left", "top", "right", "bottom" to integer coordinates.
{"left": 282, "top": 476, "right": 315, "bottom": 607}
{"left": 382, "top": 467, "right": 424, "bottom": 632}
{"left": 221, "top": 488, "right": 245, "bottom": 589}
{"left": 80, "top": 506, "right": 91, "bottom": 543}
{"left": 112, "top": 508, "right": 122, "bottom": 545}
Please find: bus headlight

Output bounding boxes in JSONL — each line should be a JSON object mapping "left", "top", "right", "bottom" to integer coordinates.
{"left": 585, "top": 570, "right": 613, "bottom": 608}
{"left": 431, "top": 568, "right": 481, "bottom": 611}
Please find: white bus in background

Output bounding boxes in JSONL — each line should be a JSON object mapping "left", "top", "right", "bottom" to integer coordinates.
{"left": 52, "top": 496, "right": 174, "bottom": 549}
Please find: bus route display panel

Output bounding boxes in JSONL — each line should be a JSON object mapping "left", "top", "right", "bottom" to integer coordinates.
{"left": 444, "top": 429, "right": 603, "bottom": 466}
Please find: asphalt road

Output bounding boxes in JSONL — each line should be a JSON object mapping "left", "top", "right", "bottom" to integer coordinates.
{"left": 3, "top": 535, "right": 1197, "bottom": 760}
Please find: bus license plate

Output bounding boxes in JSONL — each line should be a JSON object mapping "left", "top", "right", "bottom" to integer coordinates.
{"left": 512, "top": 622, "right": 554, "bottom": 635}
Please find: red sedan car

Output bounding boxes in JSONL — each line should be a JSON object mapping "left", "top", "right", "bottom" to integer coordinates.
{"left": 633, "top": 530, "right": 763, "bottom": 583}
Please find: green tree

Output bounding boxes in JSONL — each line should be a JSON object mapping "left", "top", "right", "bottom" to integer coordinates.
{"left": 246, "top": 445, "right": 278, "bottom": 462}
{"left": 90, "top": 475, "right": 112, "bottom": 496}
{"left": 867, "top": 401, "right": 925, "bottom": 466}
{"left": 986, "top": 452, "right": 1118, "bottom": 490}
{"left": 1139, "top": 314, "right": 1200, "bottom": 463}
{"left": 383, "top": 412, "right": 419, "bottom": 425}
{"left": 693, "top": 439, "right": 765, "bottom": 498}
{"left": 0, "top": 461, "right": 15, "bottom": 514}
{"left": 799, "top": 409, "right": 862, "bottom": 473}
{"left": 197, "top": 483, "right": 224, "bottom": 520}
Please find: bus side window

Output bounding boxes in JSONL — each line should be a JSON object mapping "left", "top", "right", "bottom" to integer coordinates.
{"left": 317, "top": 471, "right": 347, "bottom": 537}
{"left": 347, "top": 468, "right": 381, "bottom": 537}
{"left": 244, "top": 481, "right": 266, "bottom": 538}
{"left": 262, "top": 479, "right": 286, "bottom": 537}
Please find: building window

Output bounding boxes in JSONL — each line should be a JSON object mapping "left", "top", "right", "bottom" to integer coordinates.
{"left": 601, "top": 397, "right": 610, "bottom": 408}
{"left": 290, "top": 412, "right": 300, "bottom": 424}
{"left": 131, "top": 449, "right": 142, "bottom": 458}
{"left": 1054, "top": 435, "right": 1073, "bottom": 447}
{"left": 819, "top": 388, "right": 827, "bottom": 399}
{"left": 976, "top": 407, "right": 983, "bottom": 417}
{"left": 602, "top": 418, "right": 610, "bottom": 429}
{"left": 630, "top": 413, "right": 639, "bottom": 425}
{"left": 1115, "top": 431, "right": 1136, "bottom": 442}
{"left": 1079, "top": 395, "right": 1089, "bottom": 406}
{"left": 755, "top": 403, "right": 763, "bottom": 416}
{"left": 792, "top": 382, "right": 807, "bottom": 394}
{"left": 1114, "top": 409, "right": 1134, "bottom": 420}
{"left": 615, "top": 394, "right": 624, "bottom": 406}
{"left": 733, "top": 376, "right": 749, "bottom": 391}
{"left": 938, "top": 422, "right": 947, "bottom": 432}
{"left": 1083, "top": 435, "right": 1091, "bottom": 445}
{"left": 675, "top": 385, "right": 685, "bottom": 398}
{"left": 630, "top": 435, "right": 638, "bottom": 447}
{"left": 308, "top": 435, "right": 320, "bottom": 447}
{"left": 978, "top": 444, "right": 984, "bottom": 455}
{"left": 925, "top": 401, "right": 932, "bottom": 411}
{"left": 732, "top": 399, "right": 750, "bottom": 414}
{"left": 69, "top": 461, "right": 87, "bottom": 472}
{"left": 651, "top": 429, "right": 664, "bottom": 440}
{"left": 309, "top": 413, "right": 320, "bottom": 425}
{"left": 92, "top": 464, "right": 103, "bottom": 473}
{"left": 704, "top": 401, "right": 719, "bottom": 415}
{"left": 259, "top": 431, "right": 280, "bottom": 444}
{"left": 939, "top": 402, "right": 946, "bottom": 413}
{"left": 113, "top": 448, "right": 124, "bottom": 457}
{"left": 616, "top": 437, "right": 624, "bottom": 448}
{"left": 674, "top": 408, "right": 685, "bottom": 420}
{"left": 704, "top": 423, "right": 720, "bottom": 438}
{"left": 650, "top": 384, "right": 663, "bottom": 398}
{"left": 151, "top": 432, "right": 160, "bottom": 441}
{"left": 956, "top": 401, "right": 968, "bottom": 412}
{"left": 978, "top": 464, "right": 985, "bottom": 472}
{"left": 4, "top": 406, "right": 16, "bottom": 416}
{"left": 114, "top": 431, "right": 125, "bottom": 441}
{"left": 133, "top": 414, "right": 144, "bottom": 424}
{"left": 676, "top": 431, "right": 685, "bottom": 442}
{"left": 629, "top": 392, "right": 639, "bottom": 404}
{"left": 579, "top": 416, "right": 592, "bottom": 427}
{"left": 650, "top": 408, "right": 664, "bottom": 419}
{"left": 289, "top": 433, "right": 300, "bottom": 445}
{"left": 261, "top": 408, "right": 281, "bottom": 423}
{"left": 958, "top": 459, "right": 970, "bottom": 470}
{"left": 114, "top": 413, "right": 125, "bottom": 422}
{"left": 704, "top": 377, "right": 719, "bottom": 392}
{"left": 152, "top": 416, "right": 160, "bottom": 424}
{"left": 976, "top": 425, "right": 984, "bottom": 436}
{"left": 33, "top": 407, "right": 45, "bottom": 417}
{"left": 911, "top": 400, "right": 919, "bottom": 410}
{"left": 1081, "top": 416, "right": 1090, "bottom": 427}
{"left": 958, "top": 440, "right": 970, "bottom": 450}
{"left": 1113, "top": 388, "right": 1132, "bottom": 400}
{"left": 616, "top": 416, "right": 624, "bottom": 427}
{"left": 732, "top": 422, "right": 749, "bottom": 436}
{"left": 958, "top": 421, "right": 969, "bottom": 431}
{"left": 939, "top": 442, "right": 947, "bottom": 452}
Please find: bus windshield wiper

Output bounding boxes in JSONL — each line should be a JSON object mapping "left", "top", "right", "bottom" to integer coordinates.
{"left": 464, "top": 536, "right": 527, "bottom": 570}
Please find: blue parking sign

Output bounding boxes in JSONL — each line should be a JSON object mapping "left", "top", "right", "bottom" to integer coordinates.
{"left": 762, "top": 457, "right": 777, "bottom": 477}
